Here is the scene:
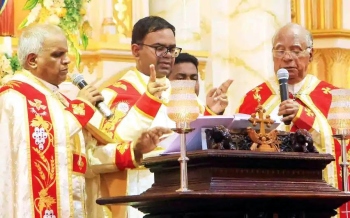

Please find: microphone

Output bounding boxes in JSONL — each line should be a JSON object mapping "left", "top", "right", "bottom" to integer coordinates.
{"left": 277, "top": 68, "right": 291, "bottom": 125}
{"left": 70, "top": 73, "right": 114, "bottom": 120}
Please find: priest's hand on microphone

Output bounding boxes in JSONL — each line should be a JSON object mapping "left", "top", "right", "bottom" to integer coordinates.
{"left": 77, "top": 85, "right": 104, "bottom": 106}
{"left": 147, "top": 64, "right": 169, "bottom": 98}
{"left": 133, "top": 127, "right": 173, "bottom": 163}
{"left": 278, "top": 99, "right": 301, "bottom": 123}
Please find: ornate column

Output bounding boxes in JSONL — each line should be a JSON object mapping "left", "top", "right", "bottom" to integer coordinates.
{"left": 292, "top": 0, "right": 350, "bottom": 89}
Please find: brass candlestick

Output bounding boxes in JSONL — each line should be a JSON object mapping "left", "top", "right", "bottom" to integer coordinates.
{"left": 167, "top": 80, "right": 200, "bottom": 192}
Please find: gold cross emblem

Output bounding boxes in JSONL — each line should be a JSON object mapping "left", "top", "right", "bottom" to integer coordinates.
{"left": 305, "top": 108, "right": 314, "bottom": 117}
{"left": 72, "top": 103, "right": 85, "bottom": 115}
{"left": 113, "top": 82, "right": 127, "bottom": 90}
{"left": 322, "top": 87, "right": 331, "bottom": 94}
{"left": 117, "top": 142, "right": 129, "bottom": 155}
{"left": 252, "top": 86, "right": 262, "bottom": 103}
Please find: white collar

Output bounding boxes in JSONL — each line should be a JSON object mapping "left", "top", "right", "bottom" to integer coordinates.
{"left": 36, "top": 76, "right": 60, "bottom": 93}
{"left": 288, "top": 77, "right": 306, "bottom": 95}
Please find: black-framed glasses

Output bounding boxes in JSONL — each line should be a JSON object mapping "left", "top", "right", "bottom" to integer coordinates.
{"left": 272, "top": 47, "right": 311, "bottom": 58}
{"left": 138, "top": 43, "right": 182, "bottom": 58}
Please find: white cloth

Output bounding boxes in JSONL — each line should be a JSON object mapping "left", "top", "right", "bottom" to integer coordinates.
{"left": 0, "top": 73, "right": 87, "bottom": 217}
{"left": 0, "top": 72, "right": 114, "bottom": 218}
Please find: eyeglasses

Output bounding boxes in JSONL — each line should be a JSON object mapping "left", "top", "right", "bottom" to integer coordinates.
{"left": 138, "top": 43, "right": 182, "bottom": 58}
{"left": 272, "top": 47, "right": 311, "bottom": 58}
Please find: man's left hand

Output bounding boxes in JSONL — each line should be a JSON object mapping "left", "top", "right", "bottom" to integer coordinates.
{"left": 206, "top": 79, "right": 233, "bottom": 114}
{"left": 278, "top": 99, "right": 300, "bottom": 123}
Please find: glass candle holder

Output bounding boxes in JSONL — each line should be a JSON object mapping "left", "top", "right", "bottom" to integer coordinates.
{"left": 167, "top": 80, "right": 200, "bottom": 192}
{"left": 328, "top": 89, "right": 350, "bottom": 193}
{"left": 167, "top": 80, "right": 200, "bottom": 125}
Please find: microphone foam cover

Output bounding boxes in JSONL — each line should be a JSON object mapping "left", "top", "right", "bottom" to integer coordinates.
{"left": 277, "top": 68, "right": 289, "bottom": 80}
{"left": 70, "top": 73, "right": 84, "bottom": 86}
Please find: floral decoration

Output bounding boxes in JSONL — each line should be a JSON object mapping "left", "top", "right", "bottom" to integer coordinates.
{"left": 19, "top": 0, "right": 93, "bottom": 67}
{"left": 0, "top": 53, "right": 21, "bottom": 86}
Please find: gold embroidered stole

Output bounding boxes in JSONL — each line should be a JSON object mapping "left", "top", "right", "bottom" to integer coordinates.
{"left": 263, "top": 75, "right": 336, "bottom": 187}
{"left": 8, "top": 81, "right": 59, "bottom": 218}
{"left": 99, "top": 77, "right": 143, "bottom": 141}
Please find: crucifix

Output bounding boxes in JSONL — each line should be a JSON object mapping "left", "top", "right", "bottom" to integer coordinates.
{"left": 247, "top": 104, "right": 279, "bottom": 152}
{"left": 249, "top": 105, "right": 275, "bottom": 135}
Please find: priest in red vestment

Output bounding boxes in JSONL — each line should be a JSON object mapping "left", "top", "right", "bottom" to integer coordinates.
{"left": 88, "top": 16, "right": 233, "bottom": 218}
{"left": 0, "top": 23, "right": 171, "bottom": 218}
{"left": 237, "top": 23, "right": 348, "bottom": 218}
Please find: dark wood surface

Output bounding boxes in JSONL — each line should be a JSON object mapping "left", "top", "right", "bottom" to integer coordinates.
{"left": 97, "top": 150, "right": 350, "bottom": 218}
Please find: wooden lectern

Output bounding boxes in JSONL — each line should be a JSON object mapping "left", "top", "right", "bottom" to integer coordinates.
{"left": 97, "top": 106, "right": 350, "bottom": 217}
{"left": 97, "top": 149, "right": 350, "bottom": 218}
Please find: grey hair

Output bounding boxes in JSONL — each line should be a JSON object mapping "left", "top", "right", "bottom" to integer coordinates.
{"left": 272, "top": 23, "right": 313, "bottom": 49}
{"left": 305, "top": 30, "right": 313, "bottom": 48}
{"left": 17, "top": 24, "right": 64, "bottom": 67}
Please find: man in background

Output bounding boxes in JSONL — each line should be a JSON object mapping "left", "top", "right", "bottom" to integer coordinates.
{"left": 168, "top": 52, "right": 226, "bottom": 115}
{"left": 168, "top": 52, "right": 200, "bottom": 96}
{"left": 237, "top": 23, "right": 347, "bottom": 217}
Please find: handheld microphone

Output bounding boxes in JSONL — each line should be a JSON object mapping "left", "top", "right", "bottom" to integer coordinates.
{"left": 277, "top": 68, "right": 291, "bottom": 125}
{"left": 70, "top": 73, "right": 114, "bottom": 120}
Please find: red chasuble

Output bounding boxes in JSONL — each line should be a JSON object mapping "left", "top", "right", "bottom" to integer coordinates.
{"left": 238, "top": 74, "right": 350, "bottom": 218}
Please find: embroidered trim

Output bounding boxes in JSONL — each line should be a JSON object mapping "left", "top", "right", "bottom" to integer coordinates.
{"left": 10, "top": 82, "right": 59, "bottom": 218}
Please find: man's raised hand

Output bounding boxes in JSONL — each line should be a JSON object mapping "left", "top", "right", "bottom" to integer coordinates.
{"left": 206, "top": 79, "right": 233, "bottom": 114}
{"left": 147, "top": 64, "right": 168, "bottom": 98}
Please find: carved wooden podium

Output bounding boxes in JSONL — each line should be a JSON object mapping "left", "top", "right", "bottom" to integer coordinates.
{"left": 97, "top": 149, "right": 350, "bottom": 218}
{"left": 97, "top": 105, "right": 350, "bottom": 217}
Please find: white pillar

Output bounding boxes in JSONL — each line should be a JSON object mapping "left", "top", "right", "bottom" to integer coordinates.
{"left": 102, "top": 0, "right": 116, "bottom": 35}
{"left": 1, "top": 37, "right": 12, "bottom": 56}
{"left": 132, "top": 0, "right": 149, "bottom": 23}
{"left": 201, "top": 0, "right": 291, "bottom": 114}
{"left": 149, "top": 0, "right": 201, "bottom": 50}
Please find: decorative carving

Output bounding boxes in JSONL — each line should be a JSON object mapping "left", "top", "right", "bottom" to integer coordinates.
{"left": 113, "top": 0, "right": 132, "bottom": 37}
{"left": 308, "top": 48, "right": 350, "bottom": 90}
{"left": 290, "top": 129, "right": 318, "bottom": 153}
{"left": 205, "top": 125, "right": 317, "bottom": 154}
{"left": 205, "top": 125, "right": 239, "bottom": 150}
{"left": 97, "top": 150, "right": 349, "bottom": 218}
{"left": 198, "top": 64, "right": 206, "bottom": 80}
{"left": 68, "top": 54, "right": 100, "bottom": 74}
{"left": 291, "top": 0, "right": 296, "bottom": 21}
{"left": 247, "top": 105, "right": 279, "bottom": 152}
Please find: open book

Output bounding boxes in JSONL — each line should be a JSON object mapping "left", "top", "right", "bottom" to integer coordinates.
{"left": 158, "top": 114, "right": 280, "bottom": 155}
